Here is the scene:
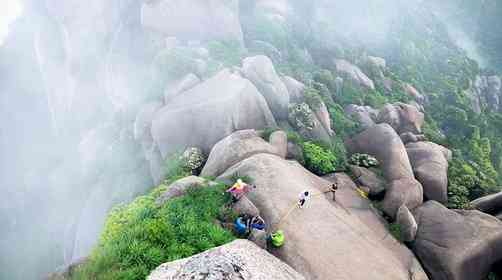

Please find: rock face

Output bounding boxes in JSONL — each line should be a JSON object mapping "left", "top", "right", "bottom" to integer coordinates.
{"left": 396, "top": 205, "right": 418, "bottom": 242}
{"left": 218, "top": 153, "right": 428, "bottom": 280}
{"left": 151, "top": 70, "right": 277, "bottom": 159}
{"left": 164, "top": 73, "right": 200, "bottom": 104}
{"left": 269, "top": 130, "right": 288, "bottom": 159}
{"left": 156, "top": 176, "right": 215, "bottom": 205}
{"left": 469, "top": 75, "right": 502, "bottom": 113}
{"left": 334, "top": 59, "right": 375, "bottom": 90}
{"left": 404, "top": 83, "right": 426, "bottom": 104}
{"left": 233, "top": 196, "right": 260, "bottom": 217}
{"left": 471, "top": 191, "right": 502, "bottom": 216}
{"left": 348, "top": 165, "right": 385, "bottom": 196}
{"left": 312, "top": 101, "right": 334, "bottom": 136}
{"left": 141, "top": 0, "right": 243, "bottom": 44}
{"left": 345, "top": 104, "right": 379, "bottom": 129}
{"left": 242, "top": 56, "right": 290, "bottom": 120}
{"left": 282, "top": 76, "right": 305, "bottom": 103}
{"left": 413, "top": 201, "right": 502, "bottom": 280}
{"left": 148, "top": 239, "right": 305, "bottom": 280}
{"left": 346, "top": 124, "right": 423, "bottom": 218}
{"left": 406, "top": 142, "right": 450, "bottom": 203}
{"left": 200, "top": 129, "right": 282, "bottom": 178}
{"left": 377, "top": 103, "right": 424, "bottom": 134}
{"left": 400, "top": 132, "right": 426, "bottom": 145}
{"left": 346, "top": 124, "right": 414, "bottom": 182}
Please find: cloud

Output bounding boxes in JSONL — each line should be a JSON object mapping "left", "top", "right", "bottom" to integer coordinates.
{"left": 0, "top": 0, "right": 23, "bottom": 45}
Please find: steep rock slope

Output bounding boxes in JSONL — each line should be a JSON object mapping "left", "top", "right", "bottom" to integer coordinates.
{"left": 218, "top": 152, "right": 427, "bottom": 280}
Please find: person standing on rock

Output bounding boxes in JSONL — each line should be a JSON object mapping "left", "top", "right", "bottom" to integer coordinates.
{"left": 298, "top": 190, "right": 311, "bottom": 208}
{"left": 330, "top": 182, "right": 338, "bottom": 202}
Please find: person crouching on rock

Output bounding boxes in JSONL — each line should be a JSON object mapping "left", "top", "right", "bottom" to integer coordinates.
{"left": 226, "top": 179, "right": 255, "bottom": 202}
{"left": 298, "top": 190, "right": 311, "bottom": 208}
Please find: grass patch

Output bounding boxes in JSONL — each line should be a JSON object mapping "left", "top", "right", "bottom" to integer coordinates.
{"left": 69, "top": 183, "right": 236, "bottom": 280}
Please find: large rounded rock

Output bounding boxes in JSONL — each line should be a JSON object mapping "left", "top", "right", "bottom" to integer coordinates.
{"left": 141, "top": 0, "right": 243, "bottom": 44}
{"left": 348, "top": 165, "right": 385, "bottom": 197}
{"left": 151, "top": 69, "right": 277, "bottom": 159}
{"left": 413, "top": 201, "right": 502, "bottom": 280}
{"left": 164, "top": 73, "right": 200, "bottom": 104}
{"left": 346, "top": 124, "right": 414, "bottom": 181}
{"left": 269, "top": 130, "right": 288, "bottom": 159}
{"left": 218, "top": 153, "right": 428, "bottom": 280}
{"left": 200, "top": 129, "right": 282, "bottom": 178}
{"left": 334, "top": 59, "right": 375, "bottom": 90}
{"left": 406, "top": 142, "right": 450, "bottom": 203}
{"left": 377, "top": 103, "right": 424, "bottom": 135}
{"left": 346, "top": 124, "right": 423, "bottom": 218}
{"left": 382, "top": 177, "right": 424, "bottom": 219}
{"left": 148, "top": 239, "right": 305, "bottom": 280}
{"left": 282, "top": 76, "right": 305, "bottom": 103}
{"left": 345, "top": 104, "right": 379, "bottom": 129}
{"left": 471, "top": 191, "right": 502, "bottom": 216}
{"left": 233, "top": 196, "right": 260, "bottom": 217}
{"left": 396, "top": 204, "right": 418, "bottom": 242}
{"left": 242, "top": 56, "right": 290, "bottom": 120}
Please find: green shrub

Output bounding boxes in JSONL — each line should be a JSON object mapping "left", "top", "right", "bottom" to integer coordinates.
{"left": 70, "top": 183, "right": 235, "bottom": 280}
{"left": 259, "top": 126, "right": 280, "bottom": 141}
{"left": 303, "top": 141, "right": 337, "bottom": 175}
{"left": 163, "top": 153, "right": 192, "bottom": 184}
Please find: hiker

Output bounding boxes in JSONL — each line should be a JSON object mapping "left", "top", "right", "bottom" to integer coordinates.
{"left": 247, "top": 215, "right": 266, "bottom": 231}
{"left": 226, "top": 179, "right": 254, "bottom": 202}
{"left": 330, "top": 182, "right": 338, "bottom": 202}
{"left": 270, "top": 230, "right": 285, "bottom": 247}
{"left": 298, "top": 190, "right": 311, "bottom": 208}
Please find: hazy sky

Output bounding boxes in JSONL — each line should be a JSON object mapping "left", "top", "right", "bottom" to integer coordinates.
{"left": 0, "top": 0, "right": 23, "bottom": 45}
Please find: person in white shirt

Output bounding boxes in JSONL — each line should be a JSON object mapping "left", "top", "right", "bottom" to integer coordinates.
{"left": 298, "top": 190, "right": 311, "bottom": 208}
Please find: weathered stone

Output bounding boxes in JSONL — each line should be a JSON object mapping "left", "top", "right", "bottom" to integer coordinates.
{"left": 471, "top": 191, "right": 502, "bottom": 216}
{"left": 377, "top": 103, "right": 424, "bottom": 134}
{"left": 164, "top": 73, "right": 200, "bottom": 104}
{"left": 152, "top": 69, "right": 277, "bottom": 159}
{"left": 200, "top": 129, "right": 281, "bottom": 178}
{"left": 400, "top": 132, "right": 426, "bottom": 145}
{"left": 242, "top": 55, "right": 290, "bottom": 120}
{"left": 286, "top": 141, "right": 304, "bottom": 162}
{"left": 233, "top": 196, "right": 260, "bottom": 217}
{"left": 345, "top": 124, "right": 415, "bottom": 181}
{"left": 413, "top": 201, "right": 502, "bottom": 280}
{"left": 406, "top": 141, "right": 450, "bottom": 203}
{"left": 248, "top": 229, "right": 268, "bottom": 249}
{"left": 382, "top": 177, "right": 424, "bottom": 219}
{"left": 334, "top": 59, "right": 375, "bottom": 90}
{"left": 349, "top": 165, "right": 385, "bottom": 196}
{"left": 148, "top": 239, "right": 305, "bottom": 280}
{"left": 396, "top": 204, "right": 417, "bottom": 242}
{"left": 282, "top": 76, "right": 305, "bottom": 103}
{"left": 269, "top": 130, "right": 288, "bottom": 158}
{"left": 345, "top": 104, "right": 379, "bottom": 129}
{"left": 218, "top": 153, "right": 428, "bottom": 280}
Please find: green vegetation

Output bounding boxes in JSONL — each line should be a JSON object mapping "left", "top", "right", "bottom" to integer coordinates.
{"left": 69, "top": 182, "right": 235, "bottom": 280}
{"left": 206, "top": 40, "right": 245, "bottom": 67}
{"left": 303, "top": 141, "right": 337, "bottom": 175}
{"left": 388, "top": 222, "right": 403, "bottom": 243}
